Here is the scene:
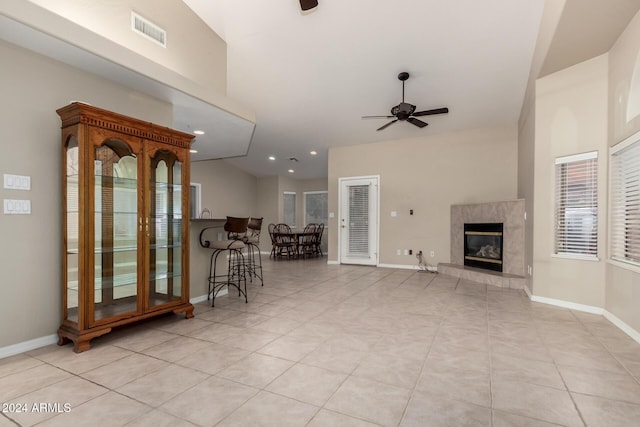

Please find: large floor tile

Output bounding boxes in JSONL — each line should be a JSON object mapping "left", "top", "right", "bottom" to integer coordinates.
{"left": 573, "top": 392, "right": 640, "bottom": 427}
{"left": 2, "top": 376, "right": 108, "bottom": 427}
{"left": 352, "top": 352, "right": 422, "bottom": 389}
{"left": 0, "top": 364, "right": 72, "bottom": 402}
{"left": 492, "top": 410, "right": 564, "bottom": 427}
{"left": 558, "top": 364, "right": 640, "bottom": 404}
{"left": 0, "top": 354, "right": 43, "bottom": 379}
{"left": 400, "top": 390, "right": 491, "bottom": 427}
{"left": 81, "top": 353, "right": 169, "bottom": 389}
{"left": 266, "top": 363, "right": 346, "bottom": 406}
{"left": 216, "top": 390, "right": 318, "bottom": 427}
{"left": 35, "top": 391, "right": 149, "bottom": 427}
{"left": 307, "top": 409, "right": 379, "bottom": 427}
{"left": 116, "top": 364, "right": 209, "bottom": 407}
{"left": 491, "top": 353, "right": 565, "bottom": 389}
{"left": 417, "top": 365, "right": 491, "bottom": 408}
{"left": 162, "top": 376, "right": 258, "bottom": 426}
{"left": 257, "top": 334, "right": 324, "bottom": 361}
{"left": 173, "top": 341, "right": 250, "bottom": 375}
{"left": 492, "top": 379, "right": 583, "bottom": 427}
{"left": 325, "top": 376, "right": 411, "bottom": 426}
{"left": 216, "top": 352, "right": 293, "bottom": 388}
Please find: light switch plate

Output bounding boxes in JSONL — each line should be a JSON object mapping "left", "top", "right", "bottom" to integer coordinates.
{"left": 3, "top": 174, "right": 31, "bottom": 190}
{"left": 4, "top": 199, "right": 31, "bottom": 214}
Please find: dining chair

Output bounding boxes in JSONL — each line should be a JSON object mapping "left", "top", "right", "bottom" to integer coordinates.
{"left": 314, "top": 223, "right": 325, "bottom": 256}
{"left": 299, "top": 223, "right": 317, "bottom": 258}
{"left": 268, "top": 223, "right": 277, "bottom": 258}
{"left": 273, "top": 223, "right": 296, "bottom": 259}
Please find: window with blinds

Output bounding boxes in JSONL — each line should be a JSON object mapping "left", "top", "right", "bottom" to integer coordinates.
{"left": 283, "top": 192, "right": 296, "bottom": 227}
{"left": 554, "top": 151, "right": 598, "bottom": 258}
{"left": 304, "top": 191, "right": 327, "bottom": 225}
{"left": 610, "top": 133, "right": 640, "bottom": 266}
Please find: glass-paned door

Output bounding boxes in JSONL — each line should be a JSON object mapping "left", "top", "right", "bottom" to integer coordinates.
{"left": 93, "top": 139, "right": 140, "bottom": 323}
{"left": 339, "top": 177, "right": 379, "bottom": 265}
{"left": 148, "top": 150, "right": 183, "bottom": 309}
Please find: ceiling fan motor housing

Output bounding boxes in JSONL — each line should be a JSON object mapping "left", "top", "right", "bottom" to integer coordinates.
{"left": 391, "top": 102, "right": 416, "bottom": 120}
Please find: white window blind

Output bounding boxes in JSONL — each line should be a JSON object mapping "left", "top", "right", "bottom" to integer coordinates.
{"left": 554, "top": 151, "right": 598, "bottom": 258}
{"left": 283, "top": 192, "right": 296, "bottom": 227}
{"left": 304, "top": 191, "right": 327, "bottom": 225}
{"left": 348, "top": 185, "right": 369, "bottom": 256}
{"left": 611, "top": 135, "right": 640, "bottom": 266}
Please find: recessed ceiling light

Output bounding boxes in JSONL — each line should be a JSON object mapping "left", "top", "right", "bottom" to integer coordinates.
{"left": 189, "top": 149, "right": 198, "bottom": 153}
{"left": 268, "top": 156, "right": 276, "bottom": 161}
{"left": 288, "top": 169, "right": 295, "bottom": 173}
{"left": 310, "top": 150, "right": 317, "bottom": 156}
{"left": 193, "top": 130, "right": 205, "bottom": 135}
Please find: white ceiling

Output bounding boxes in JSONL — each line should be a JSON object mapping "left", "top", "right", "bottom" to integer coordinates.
{"left": 184, "top": 0, "right": 546, "bottom": 179}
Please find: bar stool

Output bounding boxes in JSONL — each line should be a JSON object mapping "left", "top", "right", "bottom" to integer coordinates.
{"left": 199, "top": 216, "right": 249, "bottom": 307}
{"left": 244, "top": 217, "right": 264, "bottom": 286}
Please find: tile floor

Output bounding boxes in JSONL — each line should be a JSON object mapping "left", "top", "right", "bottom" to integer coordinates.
{"left": 2, "top": 258, "right": 640, "bottom": 426}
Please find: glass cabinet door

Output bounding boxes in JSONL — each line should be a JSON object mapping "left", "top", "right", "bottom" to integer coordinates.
{"left": 93, "top": 140, "right": 140, "bottom": 322}
{"left": 65, "top": 136, "right": 80, "bottom": 324}
{"left": 148, "top": 150, "right": 183, "bottom": 309}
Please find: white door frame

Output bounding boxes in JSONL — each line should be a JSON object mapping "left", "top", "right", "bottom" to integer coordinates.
{"left": 338, "top": 175, "right": 380, "bottom": 266}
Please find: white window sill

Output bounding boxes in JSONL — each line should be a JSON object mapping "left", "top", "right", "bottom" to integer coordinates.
{"left": 551, "top": 253, "right": 600, "bottom": 262}
{"left": 607, "top": 258, "right": 640, "bottom": 274}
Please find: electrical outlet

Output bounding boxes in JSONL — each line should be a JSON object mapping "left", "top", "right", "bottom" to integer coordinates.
{"left": 396, "top": 249, "right": 401, "bottom": 256}
{"left": 528, "top": 265, "right": 532, "bottom": 276}
{"left": 430, "top": 250, "right": 435, "bottom": 258}
{"left": 409, "top": 249, "right": 413, "bottom": 255}
{"left": 403, "top": 249, "right": 409, "bottom": 256}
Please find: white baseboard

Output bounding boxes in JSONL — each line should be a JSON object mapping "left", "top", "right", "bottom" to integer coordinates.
{"left": 526, "top": 293, "right": 640, "bottom": 344}
{"left": 327, "top": 260, "right": 339, "bottom": 265}
{"left": 190, "top": 288, "right": 228, "bottom": 305}
{"left": 0, "top": 334, "right": 58, "bottom": 360}
{"left": 378, "top": 263, "right": 420, "bottom": 270}
{"left": 529, "top": 295, "right": 604, "bottom": 315}
{"left": 604, "top": 311, "right": 640, "bottom": 344}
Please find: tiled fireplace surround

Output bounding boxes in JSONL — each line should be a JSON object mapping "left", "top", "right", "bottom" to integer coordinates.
{"left": 439, "top": 200, "right": 526, "bottom": 289}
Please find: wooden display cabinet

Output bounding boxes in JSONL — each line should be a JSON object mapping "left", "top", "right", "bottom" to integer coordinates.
{"left": 57, "top": 102, "right": 195, "bottom": 352}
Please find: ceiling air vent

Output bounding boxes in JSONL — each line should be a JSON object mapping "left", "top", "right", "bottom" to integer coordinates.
{"left": 131, "top": 12, "right": 166, "bottom": 47}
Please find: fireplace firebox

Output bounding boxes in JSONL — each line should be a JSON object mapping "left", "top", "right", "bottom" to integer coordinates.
{"left": 464, "top": 223, "right": 503, "bottom": 272}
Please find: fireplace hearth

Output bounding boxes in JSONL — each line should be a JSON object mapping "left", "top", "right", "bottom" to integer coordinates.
{"left": 464, "top": 223, "right": 503, "bottom": 272}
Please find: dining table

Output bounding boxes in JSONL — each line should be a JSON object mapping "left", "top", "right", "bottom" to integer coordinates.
{"left": 273, "top": 230, "right": 319, "bottom": 258}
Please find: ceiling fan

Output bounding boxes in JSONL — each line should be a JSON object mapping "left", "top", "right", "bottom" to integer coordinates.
{"left": 363, "top": 72, "right": 449, "bottom": 131}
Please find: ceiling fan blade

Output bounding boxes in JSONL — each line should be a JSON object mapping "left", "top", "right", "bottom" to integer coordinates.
{"left": 412, "top": 107, "right": 449, "bottom": 117}
{"left": 362, "top": 115, "right": 395, "bottom": 119}
{"left": 377, "top": 119, "right": 398, "bottom": 131}
{"left": 407, "top": 117, "right": 428, "bottom": 128}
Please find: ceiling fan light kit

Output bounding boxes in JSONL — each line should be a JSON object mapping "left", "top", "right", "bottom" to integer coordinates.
{"left": 363, "top": 72, "right": 449, "bottom": 131}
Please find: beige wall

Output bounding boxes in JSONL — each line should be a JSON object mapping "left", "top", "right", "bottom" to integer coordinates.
{"left": 327, "top": 125, "right": 518, "bottom": 267}
{"left": 0, "top": 41, "right": 175, "bottom": 349}
{"left": 0, "top": 1, "right": 233, "bottom": 351}
{"left": 606, "top": 10, "right": 640, "bottom": 332}
{"left": 533, "top": 54, "right": 608, "bottom": 307}
{"left": 25, "top": 0, "right": 226, "bottom": 95}
{"left": 517, "top": 0, "right": 567, "bottom": 294}
{"left": 189, "top": 160, "right": 259, "bottom": 299}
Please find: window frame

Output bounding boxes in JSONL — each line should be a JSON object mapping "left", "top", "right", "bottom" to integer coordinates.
{"left": 303, "top": 190, "right": 328, "bottom": 226}
{"left": 283, "top": 191, "right": 296, "bottom": 228}
{"left": 553, "top": 151, "right": 599, "bottom": 261}
{"left": 609, "top": 129, "right": 640, "bottom": 272}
